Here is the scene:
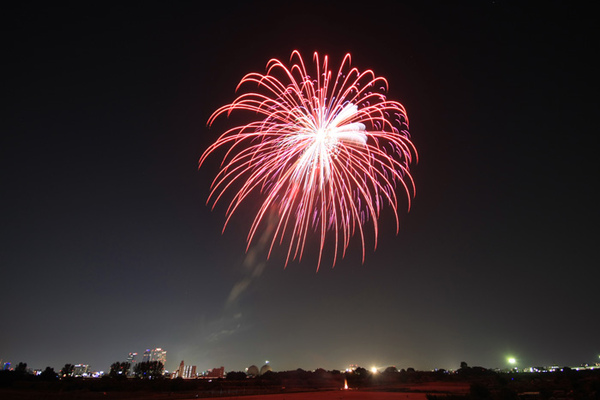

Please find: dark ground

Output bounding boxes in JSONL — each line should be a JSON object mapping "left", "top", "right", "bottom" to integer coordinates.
{"left": 1, "top": 368, "right": 599, "bottom": 400}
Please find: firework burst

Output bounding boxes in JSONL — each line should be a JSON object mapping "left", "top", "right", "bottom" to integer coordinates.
{"left": 199, "top": 51, "right": 417, "bottom": 269}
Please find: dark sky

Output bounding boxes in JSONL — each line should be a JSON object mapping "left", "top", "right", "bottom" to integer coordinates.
{"left": 2, "top": 1, "right": 597, "bottom": 374}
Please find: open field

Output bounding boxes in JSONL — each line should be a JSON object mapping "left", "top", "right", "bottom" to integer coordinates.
{"left": 200, "top": 391, "right": 429, "bottom": 400}
{"left": 0, "top": 382, "right": 471, "bottom": 400}
{"left": 197, "top": 382, "right": 470, "bottom": 400}
{"left": 181, "top": 382, "right": 470, "bottom": 400}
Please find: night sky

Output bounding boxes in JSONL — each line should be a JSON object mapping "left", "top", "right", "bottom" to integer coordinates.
{"left": 2, "top": 1, "right": 597, "bottom": 374}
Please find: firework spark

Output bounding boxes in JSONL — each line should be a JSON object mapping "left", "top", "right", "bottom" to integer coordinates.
{"left": 199, "top": 51, "right": 417, "bottom": 269}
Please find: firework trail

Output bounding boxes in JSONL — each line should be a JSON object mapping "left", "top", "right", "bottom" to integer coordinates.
{"left": 199, "top": 51, "right": 417, "bottom": 269}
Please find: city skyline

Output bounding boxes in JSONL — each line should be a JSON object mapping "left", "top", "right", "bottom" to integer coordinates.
{"left": 2, "top": 1, "right": 597, "bottom": 376}
{"left": 3, "top": 349, "right": 599, "bottom": 376}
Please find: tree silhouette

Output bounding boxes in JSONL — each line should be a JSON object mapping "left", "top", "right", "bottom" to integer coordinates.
{"left": 134, "top": 361, "right": 164, "bottom": 379}
{"left": 39, "top": 367, "right": 58, "bottom": 381}
{"left": 109, "top": 362, "right": 131, "bottom": 378}
{"left": 226, "top": 371, "right": 247, "bottom": 380}
{"left": 60, "top": 363, "right": 74, "bottom": 378}
{"left": 15, "top": 362, "right": 27, "bottom": 375}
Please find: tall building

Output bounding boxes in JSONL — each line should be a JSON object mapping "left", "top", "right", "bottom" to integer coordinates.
{"left": 150, "top": 348, "right": 167, "bottom": 366}
{"left": 126, "top": 353, "right": 137, "bottom": 376}
{"left": 175, "top": 360, "right": 185, "bottom": 378}
{"left": 142, "top": 348, "right": 167, "bottom": 367}
{"left": 172, "top": 360, "right": 197, "bottom": 379}
{"left": 184, "top": 365, "right": 196, "bottom": 379}
{"left": 127, "top": 352, "right": 137, "bottom": 364}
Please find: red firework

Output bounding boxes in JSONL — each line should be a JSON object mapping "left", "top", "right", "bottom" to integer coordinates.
{"left": 199, "top": 51, "right": 417, "bottom": 269}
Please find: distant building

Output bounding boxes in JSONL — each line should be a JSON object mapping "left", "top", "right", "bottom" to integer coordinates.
{"left": 126, "top": 352, "right": 137, "bottom": 376}
{"left": 142, "top": 348, "right": 167, "bottom": 366}
{"left": 142, "top": 349, "right": 151, "bottom": 362}
{"left": 260, "top": 363, "right": 272, "bottom": 375}
{"left": 172, "top": 361, "right": 197, "bottom": 379}
{"left": 184, "top": 364, "right": 196, "bottom": 379}
{"left": 73, "top": 364, "right": 90, "bottom": 377}
{"left": 152, "top": 348, "right": 167, "bottom": 365}
{"left": 206, "top": 366, "right": 225, "bottom": 379}
{"left": 246, "top": 365, "right": 259, "bottom": 377}
{"left": 172, "top": 360, "right": 183, "bottom": 378}
{"left": 127, "top": 352, "right": 137, "bottom": 364}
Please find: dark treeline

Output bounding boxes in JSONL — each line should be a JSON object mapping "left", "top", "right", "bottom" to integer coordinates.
{"left": 2, "top": 363, "right": 600, "bottom": 399}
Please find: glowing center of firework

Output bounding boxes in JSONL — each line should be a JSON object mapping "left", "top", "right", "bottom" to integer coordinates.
{"left": 325, "top": 103, "right": 367, "bottom": 146}
{"left": 296, "top": 103, "right": 367, "bottom": 189}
